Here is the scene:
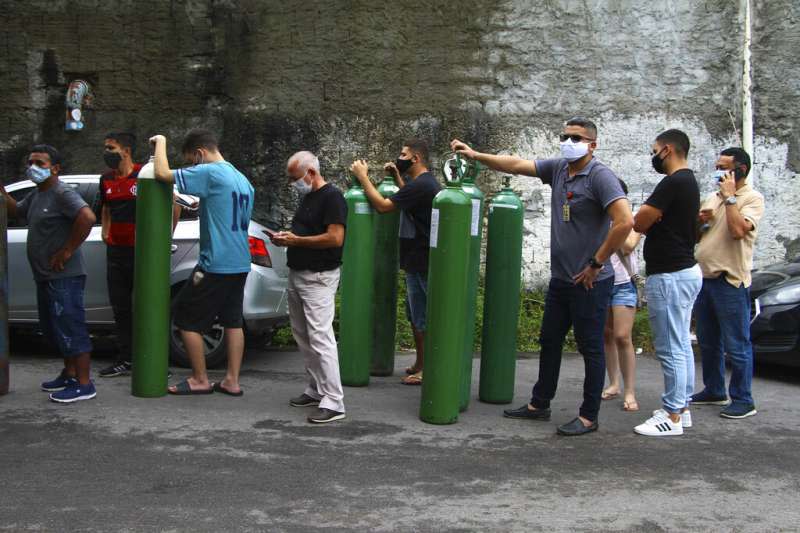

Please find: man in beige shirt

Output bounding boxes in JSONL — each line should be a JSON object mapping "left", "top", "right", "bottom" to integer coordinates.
{"left": 692, "top": 147, "right": 765, "bottom": 419}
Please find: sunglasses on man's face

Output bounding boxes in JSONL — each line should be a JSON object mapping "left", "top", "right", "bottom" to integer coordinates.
{"left": 559, "top": 134, "right": 595, "bottom": 143}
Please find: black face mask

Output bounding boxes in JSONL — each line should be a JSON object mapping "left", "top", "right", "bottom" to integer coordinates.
{"left": 395, "top": 157, "right": 413, "bottom": 174}
{"left": 104, "top": 151, "right": 122, "bottom": 170}
{"left": 651, "top": 148, "right": 667, "bottom": 175}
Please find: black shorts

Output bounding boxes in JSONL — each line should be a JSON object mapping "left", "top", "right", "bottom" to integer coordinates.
{"left": 174, "top": 268, "right": 248, "bottom": 332}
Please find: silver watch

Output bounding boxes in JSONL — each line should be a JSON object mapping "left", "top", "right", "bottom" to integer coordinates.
{"left": 725, "top": 196, "right": 737, "bottom": 205}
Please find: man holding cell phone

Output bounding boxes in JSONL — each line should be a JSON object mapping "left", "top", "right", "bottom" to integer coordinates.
{"left": 693, "top": 148, "right": 765, "bottom": 420}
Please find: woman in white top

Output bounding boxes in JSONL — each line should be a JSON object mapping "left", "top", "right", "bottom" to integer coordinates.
{"left": 602, "top": 181, "right": 642, "bottom": 411}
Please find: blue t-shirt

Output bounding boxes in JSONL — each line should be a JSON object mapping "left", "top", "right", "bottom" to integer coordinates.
{"left": 173, "top": 161, "right": 254, "bottom": 274}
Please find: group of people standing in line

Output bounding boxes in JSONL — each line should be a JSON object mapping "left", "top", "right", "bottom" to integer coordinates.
{"left": 1, "top": 114, "right": 763, "bottom": 434}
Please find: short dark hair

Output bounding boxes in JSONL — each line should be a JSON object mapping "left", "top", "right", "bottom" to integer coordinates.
{"left": 720, "top": 147, "right": 751, "bottom": 177}
{"left": 403, "top": 138, "right": 430, "bottom": 167}
{"left": 29, "top": 144, "right": 62, "bottom": 167}
{"left": 618, "top": 179, "right": 629, "bottom": 195}
{"left": 104, "top": 132, "right": 137, "bottom": 156}
{"left": 181, "top": 129, "right": 219, "bottom": 154}
{"left": 655, "top": 129, "right": 691, "bottom": 157}
{"left": 565, "top": 116, "right": 598, "bottom": 139}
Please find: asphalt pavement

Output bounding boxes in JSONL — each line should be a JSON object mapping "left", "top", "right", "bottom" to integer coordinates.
{"left": 1, "top": 339, "right": 798, "bottom": 532}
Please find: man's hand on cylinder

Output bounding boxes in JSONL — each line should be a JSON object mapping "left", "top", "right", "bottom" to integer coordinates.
{"left": 350, "top": 160, "right": 370, "bottom": 185}
{"left": 450, "top": 139, "right": 476, "bottom": 160}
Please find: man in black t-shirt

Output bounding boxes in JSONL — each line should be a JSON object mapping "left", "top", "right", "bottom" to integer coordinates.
{"left": 633, "top": 129, "right": 702, "bottom": 437}
{"left": 351, "top": 139, "right": 442, "bottom": 385}
{"left": 270, "top": 151, "right": 348, "bottom": 424}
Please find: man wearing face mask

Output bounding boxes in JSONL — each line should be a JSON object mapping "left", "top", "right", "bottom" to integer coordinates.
{"left": 349, "top": 139, "right": 441, "bottom": 385}
{"left": 693, "top": 148, "right": 764, "bottom": 419}
{"left": 451, "top": 117, "right": 633, "bottom": 436}
{"left": 270, "top": 151, "right": 348, "bottom": 423}
{"left": 0, "top": 145, "right": 98, "bottom": 402}
{"left": 97, "top": 132, "right": 181, "bottom": 378}
{"left": 149, "top": 130, "right": 254, "bottom": 397}
{"left": 633, "top": 129, "right": 702, "bottom": 437}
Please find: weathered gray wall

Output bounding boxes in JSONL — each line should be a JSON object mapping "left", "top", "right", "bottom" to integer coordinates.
{"left": 2, "top": 0, "right": 798, "bottom": 285}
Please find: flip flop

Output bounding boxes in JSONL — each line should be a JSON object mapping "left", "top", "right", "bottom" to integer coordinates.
{"left": 601, "top": 390, "right": 620, "bottom": 401}
{"left": 623, "top": 399, "right": 640, "bottom": 412}
{"left": 401, "top": 372, "right": 422, "bottom": 386}
{"left": 212, "top": 381, "right": 244, "bottom": 397}
{"left": 168, "top": 378, "right": 213, "bottom": 395}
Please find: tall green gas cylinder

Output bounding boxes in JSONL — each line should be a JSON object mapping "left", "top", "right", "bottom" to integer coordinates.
{"left": 479, "top": 176, "right": 524, "bottom": 404}
{"left": 459, "top": 172, "right": 485, "bottom": 412}
{"left": 339, "top": 176, "right": 376, "bottom": 386}
{"left": 419, "top": 158, "right": 472, "bottom": 425}
{"left": 132, "top": 156, "right": 172, "bottom": 398}
{"left": 371, "top": 175, "right": 400, "bottom": 376}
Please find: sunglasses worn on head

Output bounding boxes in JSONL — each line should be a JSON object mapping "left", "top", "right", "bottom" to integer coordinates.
{"left": 559, "top": 134, "right": 595, "bottom": 143}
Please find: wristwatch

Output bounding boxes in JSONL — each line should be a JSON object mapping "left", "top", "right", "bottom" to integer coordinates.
{"left": 725, "top": 196, "right": 737, "bottom": 205}
{"left": 588, "top": 257, "right": 603, "bottom": 269}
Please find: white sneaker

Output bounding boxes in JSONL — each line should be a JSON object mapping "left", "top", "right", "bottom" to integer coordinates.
{"left": 635, "top": 409, "right": 684, "bottom": 436}
{"left": 653, "top": 409, "right": 691, "bottom": 428}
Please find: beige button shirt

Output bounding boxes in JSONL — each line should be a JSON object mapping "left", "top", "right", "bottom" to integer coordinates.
{"left": 695, "top": 184, "right": 765, "bottom": 288}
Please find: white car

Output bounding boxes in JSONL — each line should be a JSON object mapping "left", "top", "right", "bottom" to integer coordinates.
{"left": 6, "top": 175, "right": 289, "bottom": 367}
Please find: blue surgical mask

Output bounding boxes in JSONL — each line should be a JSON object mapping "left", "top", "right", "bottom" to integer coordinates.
{"left": 711, "top": 170, "right": 726, "bottom": 184}
{"left": 27, "top": 165, "right": 51, "bottom": 184}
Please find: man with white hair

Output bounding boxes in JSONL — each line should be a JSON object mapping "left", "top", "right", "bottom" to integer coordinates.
{"left": 270, "top": 151, "right": 348, "bottom": 423}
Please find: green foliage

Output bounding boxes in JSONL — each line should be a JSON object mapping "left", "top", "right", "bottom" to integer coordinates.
{"left": 270, "top": 272, "right": 654, "bottom": 353}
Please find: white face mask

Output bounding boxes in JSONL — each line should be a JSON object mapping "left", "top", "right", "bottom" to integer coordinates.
{"left": 291, "top": 170, "right": 312, "bottom": 195}
{"left": 560, "top": 138, "right": 590, "bottom": 162}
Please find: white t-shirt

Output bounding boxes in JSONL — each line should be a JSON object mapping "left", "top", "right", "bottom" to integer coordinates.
{"left": 611, "top": 252, "right": 638, "bottom": 286}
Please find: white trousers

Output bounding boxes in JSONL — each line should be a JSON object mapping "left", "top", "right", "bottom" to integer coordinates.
{"left": 287, "top": 268, "right": 344, "bottom": 412}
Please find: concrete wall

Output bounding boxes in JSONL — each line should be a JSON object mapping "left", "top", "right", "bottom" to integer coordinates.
{"left": 2, "top": 0, "right": 798, "bottom": 286}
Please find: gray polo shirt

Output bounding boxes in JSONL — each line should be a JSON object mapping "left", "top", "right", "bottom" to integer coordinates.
{"left": 16, "top": 182, "right": 88, "bottom": 281}
{"left": 536, "top": 157, "right": 625, "bottom": 283}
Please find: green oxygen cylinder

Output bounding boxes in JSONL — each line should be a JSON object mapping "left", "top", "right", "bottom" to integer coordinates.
{"left": 131, "top": 156, "right": 172, "bottom": 398}
{"left": 459, "top": 172, "right": 485, "bottom": 412}
{"left": 479, "top": 176, "right": 524, "bottom": 404}
{"left": 339, "top": 176, "right": 376, "bottom": 386}
{"left": 419, "top": 158, "right": 472, "bottom": 425}
{"left": 371, "top": 175, "right": 400, "bottom": 376}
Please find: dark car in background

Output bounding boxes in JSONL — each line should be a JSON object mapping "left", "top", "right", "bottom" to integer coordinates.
{"left": 750, "top": 258, "right": 800, "bottom": 368}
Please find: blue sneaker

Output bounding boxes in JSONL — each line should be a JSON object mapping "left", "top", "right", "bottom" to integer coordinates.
{"left": 41, "top": 369, "right": 77, "bottom": 392}
{"left": 690, "top": 389, "right": 730, "bottom": 406}
{"left": 49, "top": 381, "right": 97, "bottom": 403}
{"left": 720, "top": 403, "right": 757, "bottom": 419}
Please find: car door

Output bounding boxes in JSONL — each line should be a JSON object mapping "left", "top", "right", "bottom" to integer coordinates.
{"left": 7, "top": 185, "right": 38, "bottom": 322}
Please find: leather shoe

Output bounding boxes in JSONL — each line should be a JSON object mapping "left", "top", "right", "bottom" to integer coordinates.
{"left": 556, "top": 417, "right": 598, "bottom": 436}
{"left": 503, "top": 404, "right": 551, "bottom": 421}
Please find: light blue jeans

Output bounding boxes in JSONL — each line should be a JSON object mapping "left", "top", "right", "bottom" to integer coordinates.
{"left": 646, "top": 265, "right": 702, "bottom": 414}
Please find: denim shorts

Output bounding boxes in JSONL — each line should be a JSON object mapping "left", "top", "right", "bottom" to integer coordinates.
{"left": 36, "top": 276, "right": 93, "bottom": 357}
{"left": 610, "top": 280, "right": 638, "bottom": 308}
{"left": 404, "top": 271, "right": 428, "bottom": 332}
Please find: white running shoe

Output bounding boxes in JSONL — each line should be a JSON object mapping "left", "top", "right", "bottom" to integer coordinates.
{"left": 635, "top": 409, "right": 684, "bottom": 436}
{"left": 653, "top": 409, "right": 691, "bottom": 428}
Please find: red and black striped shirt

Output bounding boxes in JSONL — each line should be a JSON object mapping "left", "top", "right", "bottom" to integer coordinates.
{"left": 99, "top": 163, "right": 142, "bottom": 247}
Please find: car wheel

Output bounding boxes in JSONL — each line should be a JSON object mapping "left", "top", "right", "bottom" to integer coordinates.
{"left": 169, "top": 285, "right": 228, "bottom": 369}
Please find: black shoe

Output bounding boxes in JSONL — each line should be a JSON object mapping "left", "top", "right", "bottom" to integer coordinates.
{"left": 557, "top": 417, "right": 598, "bottom": 436}
{"left": 99, "top": 361, "right": 131, "bottom": 378}
{"left": 503, "top": 404, "right": 551, "bottom": 421}
{"left": 290, "top": 393, "right": 321, "bottom": 407}
{"left": 308, "top": 408, "right": 346, "bottom": 424}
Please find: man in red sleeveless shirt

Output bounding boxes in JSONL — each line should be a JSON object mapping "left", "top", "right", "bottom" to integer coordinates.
{"left": 98, "top": 132, "right": 180, "bottom": 377}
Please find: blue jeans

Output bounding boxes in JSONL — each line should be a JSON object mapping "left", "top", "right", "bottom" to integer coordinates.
{"left": 695, "top": 276, "right": 754, "bottom": 407}
{"left": 36, "top": 276, "right": 93, "bottom": 357}
{"left": 404, "top": 271, "right": 428, "bottom": 332}
{"left": 530, "top": 276, "right": 613, "bottom": 422}
{"left": 646, "top": 265, "right": 702, "bottom": 414}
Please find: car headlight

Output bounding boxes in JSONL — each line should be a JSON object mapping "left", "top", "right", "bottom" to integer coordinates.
{"left": 758, "top": 284, "right": 800, "bottom": 306}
